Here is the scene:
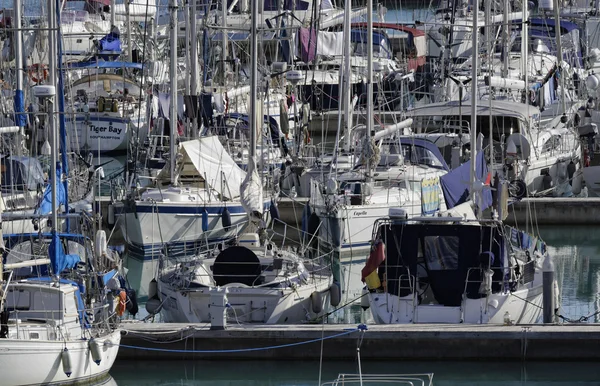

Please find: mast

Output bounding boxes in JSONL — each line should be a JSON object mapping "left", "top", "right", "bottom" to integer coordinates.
{"left": 221, "top": 0, "right": 228, "bottom": 90}
{"left": 190, "top": 0, "right": 198, "bottom": 137}
{"left": 169, "top": 0, "right": 178, "bottom": 185}
{"left": 47, "top": 0, "right": 59, "bottom": 233}
{"left": 366, "top": 0, "right": 373, "bottom": 177}
{"left": 249, "top": 0, "right": 257, "bottom": 158}
{"left": 126, "top": 0, "right": 132, "bottom": 61}
{"left": 14, "top": 0, "right": 25, "bottom": 152}
{"left": 342, "top": 0, "right": 352, "bottom": 153}
{"left": 470, "top": 0, "right": 478, "bottom": 196}
{"left": 502, "top": 0, "right": 509, "bottom": 78}
{"left": 553, "top": 0, "right": 566, "bottom": 115}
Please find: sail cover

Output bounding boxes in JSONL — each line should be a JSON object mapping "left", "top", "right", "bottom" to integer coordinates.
{"left": 440, "top": 152, "right": 492, "bottom": 210}
{"left": 240, "top": 155, "right": 264, "bottom": 218}
{"left": 157, "top": 136, "right": 246, "bottom": 200}
{"left": 49, "top": 232, "right": 80, "bottom": 275}
{"left": 36, "top": 166, "right": 67, "bottom": 215}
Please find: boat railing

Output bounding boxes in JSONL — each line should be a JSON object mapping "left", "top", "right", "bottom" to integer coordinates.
{"left": 321, "top": 373, "right": 434, "bottom": 386}
{"left": 160, "top": 220, "right": 249, "bottom": 264}
{"left": 268, "top": 217, "right": 330, "bottom": 260}
{"left": 462, "top": 258, "right": 538, "bottom": 305}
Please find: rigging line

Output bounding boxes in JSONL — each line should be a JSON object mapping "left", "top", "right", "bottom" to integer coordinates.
{"left": 111, "top": 327, "right": 363, "bottom": 353}
{"left": 509, "top": 292, "right": 543, "bottom": 310}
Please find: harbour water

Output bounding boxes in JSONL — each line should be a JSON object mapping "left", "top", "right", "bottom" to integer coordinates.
{"left": 109, "top": 225, "right": 600, "bottom": 384}
{"left": 109, "top": 359, "right": 600, "bottom": 385}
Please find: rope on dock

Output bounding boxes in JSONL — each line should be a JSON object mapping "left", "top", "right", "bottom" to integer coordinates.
{"left": 109, "top": 324, "right": 368, "bottom": 354}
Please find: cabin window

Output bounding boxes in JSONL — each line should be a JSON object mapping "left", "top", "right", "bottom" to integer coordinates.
{"left": 32, "top": 290, "right": 60, "bottom": 315}
{"left": 6, "top": 289, "right": 30, "bottom": 310}
{"left": 424, "top": 236, "right": 459, "bottom": 270}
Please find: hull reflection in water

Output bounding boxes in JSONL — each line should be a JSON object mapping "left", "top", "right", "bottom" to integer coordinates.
{"left": 109, "top": 359, "right": 600, "bottom": 385}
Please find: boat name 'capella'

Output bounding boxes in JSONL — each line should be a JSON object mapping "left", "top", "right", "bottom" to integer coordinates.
{"left": 89, "top": 123, "right": 123, "bottom": 135}
{"left": 353, "top": 211, "right": 368, "bottom": 216}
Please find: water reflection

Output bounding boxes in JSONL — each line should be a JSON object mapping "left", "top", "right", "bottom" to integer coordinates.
{"left": 539, "top": 225, "right": 600, "bottom": 323}
{"left": 110, "top": 360, "right": 600, "bottom": 385}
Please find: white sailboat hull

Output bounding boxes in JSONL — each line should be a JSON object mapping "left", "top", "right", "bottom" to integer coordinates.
{"left": 0, "top": 329, "right": 121, "bottom": 386}
{"left": 158, "top": 279, "right": 331, "bottom": 324}
{"left": 115, "top": 201, "right": 250, "bottom": 260}
{"left": 369, "top": 285, "right": 543, "bottom": 324}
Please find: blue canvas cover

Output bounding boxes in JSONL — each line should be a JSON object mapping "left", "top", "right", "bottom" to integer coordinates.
{"left": 49, "top": 232, "right": 80, "bottom": 276}
{"left": 440, "top": 152, "right": 492, "bottom": 210}
{"left": 36, "top": 165, "right": 66, "bottom": 215}
{"left": 98, "top": 31, "right": 122, "bottom": 52}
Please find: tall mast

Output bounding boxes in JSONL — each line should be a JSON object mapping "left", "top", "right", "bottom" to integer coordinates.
{"left": 47, "top": 0, "right": 59, "bottom": 233}
{"left": 366, "top": 0, "right": 373, "bottom": 176}
{"left": 222, "top": 0, "right": 228, "bottom": 90}
{"left": 14, "top": 0, "right": 25, "bottom": 151}
{"left": 342, "top": 0, "right": 352, "bottom": 153}
{"left": 249, "top": 0, "right": 257, "bottom": 158}
{"left": 553, "top": 0, "right": 565, "bottom": 115}
{"left": 470, "top": 0, "right": 478, "bottom": 196}
{"left": 169, "top": 0, "right": 178, "bottom": 184}
{"left": 190, "top": 0, "right": 198, "bottom": 137}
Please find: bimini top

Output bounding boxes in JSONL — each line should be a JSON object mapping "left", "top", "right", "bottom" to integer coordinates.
{"left": 407, "top": 100, "right": 540, "bottom": 121}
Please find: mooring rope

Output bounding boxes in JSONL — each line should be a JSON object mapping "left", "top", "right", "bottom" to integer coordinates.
{"left": 108, "top": 324, "right": 368, "bottom": 354}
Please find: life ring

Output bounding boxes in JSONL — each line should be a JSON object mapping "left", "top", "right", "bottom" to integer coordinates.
{"left": 29, "top": 64, "right": 48, "bottom": 83}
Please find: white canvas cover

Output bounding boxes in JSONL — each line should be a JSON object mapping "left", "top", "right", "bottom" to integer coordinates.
{"left": 157, "top": 136, "right": 246, "bottom": 199}
{"left": 240, "top": 156, "right": 263, "bottom": 218}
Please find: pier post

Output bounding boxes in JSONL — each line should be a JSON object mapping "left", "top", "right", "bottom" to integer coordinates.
{"left": 543, "top": 256, "right": 556, "bottom": 323}
{"left": 209, "top": 287, "right": 229, "bottom": 330}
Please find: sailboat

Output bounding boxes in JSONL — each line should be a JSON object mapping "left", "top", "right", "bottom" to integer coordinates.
{"left": 0, "top": 4, "right": 124, "bottom": 378}
{"left": 0, "top": 81, "right": 123, "bottom": 386}
{"left": 155, "top": 0, "right": 332, "bottom": 325}
{"left": 362, "top": 6, "right": 554, "bottom": 324}
{"left": 113, "top": 3, "right": 272, "bottom": 261}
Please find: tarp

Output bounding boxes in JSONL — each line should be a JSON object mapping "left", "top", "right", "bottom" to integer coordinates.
{"left": 299, "top": 27, "right": 317, "bottom": 62}
{"left": 49, "top": 232, "right": 80, "bottom": 276}
{"left": 440, "top": 152, "right": 492, "bottom": 210}
{"left": 36, "top": 166, "right": 66, "bottom": 215}
{"left": 97, "top": 32, "right": 122, "bottom": 52}
{"left": 156, "top": 136, "right": 246, "bottom": 199}
{"left": 298, "top": 28, "right": 391, "bottom": 60}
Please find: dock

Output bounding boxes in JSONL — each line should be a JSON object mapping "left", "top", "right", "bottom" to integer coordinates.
{"left": 509, "top": 198, "right": 600, "bottom": 225}
{"left": 117, "top": 322, "right": 600, "bottom": 361}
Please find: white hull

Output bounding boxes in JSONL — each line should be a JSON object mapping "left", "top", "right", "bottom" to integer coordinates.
{"left": 314, "top": 199, "right": 438, "bottom": 302}
{"left": 66, "top": 112, "right": 147, "bottom": 153}
{"left": 0, "top": 329, "right": 121, "bottom": 386}
{"left": 369, "top": 285, "right": 543, "bottom": 324}
{"left": 159, "top": 279, "right": 331, "bottom": 324}
{"left": 115, "top": 201, "right": 249, "bottom": 260}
